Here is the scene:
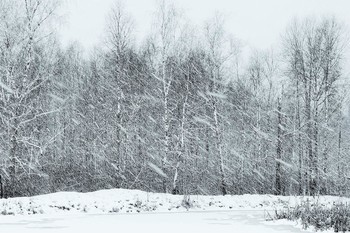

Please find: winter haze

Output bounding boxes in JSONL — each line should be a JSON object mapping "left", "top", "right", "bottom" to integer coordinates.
{"left": 60, "top": 0, "right": 350, "bottom": 50}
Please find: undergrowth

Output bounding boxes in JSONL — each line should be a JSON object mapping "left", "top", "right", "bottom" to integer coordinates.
{"left": 274, "top": 200, "right": 350, "bottom": 232}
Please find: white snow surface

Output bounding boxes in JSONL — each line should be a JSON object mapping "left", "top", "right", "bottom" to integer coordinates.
{"left": 0, "top": 189, "right": 347, "bottom": 232}
{"left": 0, "top": 188, "right": 348, "bottom": 216}
{"left": 0, "top": 210, "right": 323, "bottom": 233}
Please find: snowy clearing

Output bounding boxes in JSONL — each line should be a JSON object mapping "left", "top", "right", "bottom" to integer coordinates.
{"left": 0, "top": 210, "right": 322, "bottom": 233}
{"left": 0, "top": 189, "right": 348, "bottom": 216}
{"left": 0, "top": 189, "right": 348, "bottom": 232}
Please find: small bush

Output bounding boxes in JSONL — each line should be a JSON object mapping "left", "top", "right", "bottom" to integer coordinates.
{"left": 109, "top": 207, "right": 119, "bottom": 213}
{"left": 274, "top": 200, "right": 350, "bottom": 232}
{"left": 181, "top": 195, "right": 194, "bottom": 210}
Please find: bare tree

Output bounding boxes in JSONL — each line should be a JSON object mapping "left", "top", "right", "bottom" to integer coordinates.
{"left": 149, "top": 0, "right": 183, "bottom": 193}
{"left": 283, "top": 17, "right": 346, "bottom": 196}
{"left": 105, "top": 0, "right": 134, "bottom": 56}
{"left": 0, "top": 0, "right": 61, "bottom": 196}
{"left": 202, "top": 13, "right": 236, "bottom": 195}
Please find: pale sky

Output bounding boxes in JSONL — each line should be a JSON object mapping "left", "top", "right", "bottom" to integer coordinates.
{"left": 59, "top": 0, "right": 350, "bottom": 51}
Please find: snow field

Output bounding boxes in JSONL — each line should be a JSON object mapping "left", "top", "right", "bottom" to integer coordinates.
{"left": 0, "top": 189, "right": 348, "bottom": 216}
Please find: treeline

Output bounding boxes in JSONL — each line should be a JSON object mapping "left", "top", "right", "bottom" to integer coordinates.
{"left": 0, "top": 0, "right": 349, "bottom": 198}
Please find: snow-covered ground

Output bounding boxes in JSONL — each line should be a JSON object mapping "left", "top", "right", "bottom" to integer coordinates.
{"left": 0, "top": 189, "right": 347, "bottom": 232}
{"left": 0, "top": 210, "right": 321, "bottom": 233}
{"left": 1, "top": 189, "right": 348, "bottom": 215}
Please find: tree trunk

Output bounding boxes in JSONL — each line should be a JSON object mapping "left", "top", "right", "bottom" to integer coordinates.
{"left": 312, "top": 107, "right": 319, "bottom": 195}
{"left": 172, "top": 82, "right": 188, "bottom": 195}
{"left": 337, "top": 126, "right": 342, "bottom": 195}
{"left": 0, "top": 174, "right": 3, "bottom": 199}
{"left": 9, "top": 116, "right": 19, "bottom": 197}
{"left": 295, "top": 78, "right": 303, "bottom": 195}
{"left": 172, "top": 161, "right": 180, "bottom": 194}
{"left": 305, "top": 78, "right": 316, "bottom": 196}
{"left": 213, "top": 102, "right": 227, "bottom": 195}
{"left": 275, "top": 97, "right": 282, "bottom": 195}
{"left": 162, "top": 85, "right": 170, "bottom": 193}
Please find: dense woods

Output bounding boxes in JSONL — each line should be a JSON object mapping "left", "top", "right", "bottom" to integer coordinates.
{"left": 0, "top": 0, "right": 350, "bottom": 198}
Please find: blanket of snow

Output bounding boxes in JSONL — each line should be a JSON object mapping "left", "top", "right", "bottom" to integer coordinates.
{"left": 0, "top": 189, "right": 348, "bottom": 232}
{"left": 0, "top": 209, "right": 324, "bottom": 233}
{"left": 0, "top": 189, "right": 348, "bottom": 216}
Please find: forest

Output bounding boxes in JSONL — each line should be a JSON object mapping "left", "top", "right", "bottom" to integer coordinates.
{"left": 0, "top": 0, "right": 349, "bottom": 198}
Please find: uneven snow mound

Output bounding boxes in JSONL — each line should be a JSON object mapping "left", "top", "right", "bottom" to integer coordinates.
{"left": 0, "top": 189, "right": 347, "bottom": 216}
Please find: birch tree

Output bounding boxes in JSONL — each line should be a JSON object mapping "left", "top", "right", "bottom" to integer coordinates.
{"left": 283, "top": 17, "right": 346, "bottom": 196}
{"left": 149, "top": 0, "right": 184, "bottom": 193}
{"left": 202, "top": 14, "right": 235, "bottom": 195}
